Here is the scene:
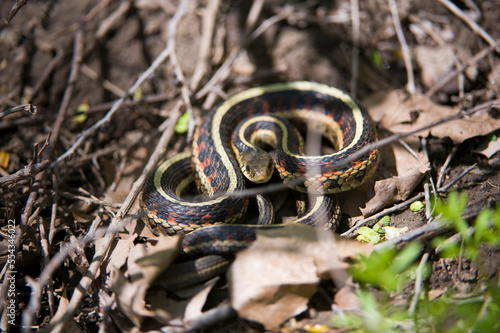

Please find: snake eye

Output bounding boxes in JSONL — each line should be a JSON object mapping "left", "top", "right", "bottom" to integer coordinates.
{"left": 245, "top": 165, "right": 251, "bottom": 172}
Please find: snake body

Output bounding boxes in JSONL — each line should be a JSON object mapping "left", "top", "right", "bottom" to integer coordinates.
{"left": 141, "top": 82, "right": 378, "bottom": 249}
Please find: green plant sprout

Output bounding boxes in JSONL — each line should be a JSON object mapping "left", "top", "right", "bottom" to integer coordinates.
{"left": 331, "top": 190, "right": 500, "bottom": 332}
{"left": 432, "top": 191, "right": 500, "bottom": 260}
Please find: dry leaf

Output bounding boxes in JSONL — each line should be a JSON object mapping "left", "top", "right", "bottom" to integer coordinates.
{"left": 106, "top": 234, "right": 137, "bottom": 275}
{"left": 38, "top": 289, "right": 82, "bottom": 333}
{"left": 183, "top": 278, "right": 220, "bottom": 324}
{"left": 333, "top": 285, "right": 360, "bottom": 311}
{"left": 415, "top": 45, "right": 455, "bottom": 90}
{"left": 343, "top": 139, "right": 427, "bottom": 219}
{"left": 365, "top": 90, "right": 500, "bottom": 144}
{"left": 357, "top": 89, "right": 500, "bottom": 218}
{"left": 473, "top": 138, "right": 500, "bottom": 158}
{"left": 362, "top": 172, "right": 425, "bottom": 216}
{"left": 110, "top": 235, "right": 180, "bottom": 326}
{"left": 228, "top": 224, "right": 372, "bottom": 330}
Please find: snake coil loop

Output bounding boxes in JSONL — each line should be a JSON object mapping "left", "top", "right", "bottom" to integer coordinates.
{"left": 141, "top": 82, "right": 378, "bottom": 252}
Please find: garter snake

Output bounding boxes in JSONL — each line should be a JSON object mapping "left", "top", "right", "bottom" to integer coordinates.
{"left": 141, "top": 81, "right": 378, "bottom": 256}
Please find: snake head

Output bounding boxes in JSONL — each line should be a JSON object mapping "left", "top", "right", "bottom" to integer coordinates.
{"left": 238, "top": 149, "right": 274, "bottom": 183}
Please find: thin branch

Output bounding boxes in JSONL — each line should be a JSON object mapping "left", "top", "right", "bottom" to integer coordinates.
{"left": 0, "top": 104, "right": 37, "bottom": 119}
{"left": 50, "top": 37, "right": 174, "bottom": 168}
{"left": 0, "top": 160, "right": 50, "bottom": 188}
{"left": 388, "top": 0, "right": 415, "bottom": 95}
{"left": 437, "top": 0, "right": 498, "bottom": 50}
{"left": 190, "top": 0, "right": 221, "bottom": 91}
{"left": 21, "top": 1, "right": 190, "bottom": 329}
{"left": 195, "top": 7, "right": 291, "bottom": 99}
{"left": 349, "top": 0, "right": 360, "bottom": 97}
{"left": 46, "top": 29, "right": 84, "bottom": 158}
{"left": 165, "top": 0, "right": 192, "bottom": 138}
{"left": 425, "top": 40, "right": 500, "bottom": 98}
{"left": 409, "top": 252, "right": 430, "bottom": 315}
{"left": 439, "top": 163, "right": 477, "bottom": 193}
{"left": 437, "top": 146, "right": 458, "bottom": 189}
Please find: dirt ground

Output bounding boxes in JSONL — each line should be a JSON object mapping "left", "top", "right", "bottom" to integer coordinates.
{"left": 1, "top": 0, "right": 499, "bottom": 332}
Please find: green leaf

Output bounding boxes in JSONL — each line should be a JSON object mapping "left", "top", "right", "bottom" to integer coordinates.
{"left": 175, "top": 111, "right": 190, "bottom": 134}
{"left": 370, "top": 50, "right": 384, "bottom": 68}
{"left": 373, "top": 223, "right": 385, "bottom": 234}
{"left": 72, "top": 113, "right": 88, "bottom": 124}
{"left": 391, "top": 241, "right": 421, "bottom": 274}
{"left": 133, "top": 88, "right": 143, "bottom": 101}
{"left": 357, "top": 226, "right": 381, "bottom": 243}
{"left": 435, "top": 191, "right": 468, "bottom": 226}
{"left": 350, "top": 247, "right": 399, "bottom": 291}
{"left": 379, "top": 215, "right": 391, "bottom": 226}
{"left": 410, "top": 201, "right": 425, "bottom": 212}
{"left": 77, "top": 102, "right": 89, "bottom": 112}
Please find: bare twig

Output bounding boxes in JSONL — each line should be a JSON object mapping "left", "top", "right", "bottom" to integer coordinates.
{"left": 21, "top": 1, "right": 189, "bottom": 329}
{"left": 375, "top": 219, "right": 445, "bottom": 250}
{"left": 409, "top": 252, "right": 430, "bottom": 315}
{"left": 425, "top": 40, "right": 500, "bottom": 98}
{"left": 190, "top": 0, "right": 221, "bottom": 91}
{"left": 349, "top": 0, "right": 360, "bottom": 97}
{"left": 388, "top": 0, "right": 415, "bottom": 95}
{"left": 195, "top": 7, "right": 291, "bottom": 99}
{"left": 437, "top": 0, "right": 498, "bottom": 50}
{"left": 437, "top": 146, "right": 458, "bottom": 189}
{"left": 0, "top": 104, "right": 37, "bottom": 119}
{"left": 46, "top": 29, "right": 84, "bottom": 158}
{"left": 37, "top": 217, "right": 55, "bottom": 317}
{"left": 5, "top": 0, "right": 27, "bottom": 23}
{"left": 95, "top": 1, "right": 131, "bottom": 39}
{"left": 29, "top": 48, "right": 65, "bottom": 101}
{"left": 165, "top": 0, "right": 192, "bottom": 138}
{"left": 439, "top": 164, "right": 477, "bottom": 193}
{"left": 0, "top": 160, "right": 49, "bottom": 188}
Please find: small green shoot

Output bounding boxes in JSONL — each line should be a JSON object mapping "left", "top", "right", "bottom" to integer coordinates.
{"left": 175, "top": 111, "right": 190, "bottom": 134}
{"left": 133, "top": 87, "right": 143, "bottom": 101}
{"left": 357, "top": 226, "right": 381, "bottom": 243}
{"left": 379, "top": 215, "right": 391, "bottom": 226}
{"left": 350, "top": 241, "right": 423, "bottom": 292}
{"left": 339, "top": 190, "right": 500, "bottom": 333}
{"left": 410, "top": 201, "right": 424, "bottom": 212}
{"left": 433, "top": 191, "right": 500, "bottom": 260}
{"left": 330, "top": 290, "right": 413, "bottom": 332}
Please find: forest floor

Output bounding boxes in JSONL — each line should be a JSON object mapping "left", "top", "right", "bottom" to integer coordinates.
{"left": 1, "top": 0, "right": 500, "bottom": 332}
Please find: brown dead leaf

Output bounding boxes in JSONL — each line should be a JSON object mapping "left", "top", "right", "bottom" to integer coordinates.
{"left": 183, "top": 278, "right": 220, "bottom": 324}
{"left": 357, "top": 89, "right": 500, "bottom": 219}
{"left": 415, "top": 45, "right": 456, "bottom": 91}
{"left": 110, "top": 235, "right": 180, "bottom": 326}
{"left": 228, "top": 224, "right": 372, "bottom": 330}
{"left": 106, "top": 233, "right": 137, "bottom": 275}
{"left": 333, "top": 285, "right": 360, "bottom": 311}
{"left": 473, "top": 137, "right": 500, "bottom": 158}
{"left": 362, "top": 172, "right": 425, "bottom": 216}
{"left": 342, "top": 138, "right": 427, "bottom": 220}
{"left": 38, "top": 289, "right": 82, "bottom": 333}
{"left": 365, "top": 90, "right": 500, "bottom": 144}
